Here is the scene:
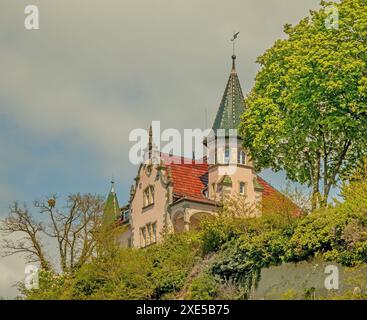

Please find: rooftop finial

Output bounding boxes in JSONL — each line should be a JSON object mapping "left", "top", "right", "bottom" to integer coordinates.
{"left": 230, "top": 31, "right": 240, "bottom": 72}
{"left": 110, "top": 176, "right": 115, "bottom": 193}
{"left": 231, "top": 54, "right": 237, "bottom": 72}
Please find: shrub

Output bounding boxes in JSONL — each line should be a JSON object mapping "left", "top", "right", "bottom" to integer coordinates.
{"left": 24, "top": 231, "right": 201, "bottom": 300}
{"left": 187, "top": 272, "right": 219, "bottom": 300}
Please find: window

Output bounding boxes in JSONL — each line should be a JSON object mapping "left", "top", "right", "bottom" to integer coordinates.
{"left": 224, "top": 146, "right": 230, "bottom": 163}
{"left": 123, "top": 209, "right": 130, "bottom": 222}
{"left": 140, "top": 227, "right": 147, "bottom": 247}
{"left": 239, "top": 182, "right": 246, "bottom": 195}
{"left": 152, "top": 222, "right": 157, "bottom": 243}
{"left": 217, "top": 184, "right": 223, "bottom": 193}
{"left": 150, "top": 186, "right": 155, "bottom": 203}
{"left": 143, "top": 185, "right": 155, "bottom": 207}
{"left": 140, "top": 222, "right": 157, "bottom": 247}
{"left": 143, "top": 189, "right": 149, "bottom": 206}
{"left": 237, "top": 150, "right": 246, "bottom": 165}
{"left": 146, "top": 223, "right": 152, "bottom": 245}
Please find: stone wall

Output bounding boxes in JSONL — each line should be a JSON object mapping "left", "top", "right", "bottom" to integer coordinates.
{"left": 251, "top": 258, "right": 367, "bottom": 300}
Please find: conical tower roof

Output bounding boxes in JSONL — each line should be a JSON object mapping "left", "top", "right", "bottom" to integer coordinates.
{"left": 212, "top": 55, "right": 245, "bottom": 134}
{"left": 102, "top": 180, "right": 120, "bottom": 225}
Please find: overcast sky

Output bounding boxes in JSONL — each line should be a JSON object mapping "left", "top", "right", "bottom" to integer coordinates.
{"left": 0, "top": 0, "right": 323, "bottom": 298}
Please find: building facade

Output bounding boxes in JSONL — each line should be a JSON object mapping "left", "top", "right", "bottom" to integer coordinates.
{"left": 103, "top": 55, "right": 288, "bottom": 248}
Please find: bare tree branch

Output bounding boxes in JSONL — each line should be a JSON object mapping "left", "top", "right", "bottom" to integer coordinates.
{"left": 0, "top": 194, "right": 104, "bottom": 273}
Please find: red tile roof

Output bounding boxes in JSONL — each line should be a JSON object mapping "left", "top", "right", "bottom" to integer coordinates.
{"left": 257, "top": 176, "right": 302, "bottom": 216}
{"left": 161, "top": 154, "right": 282, "bottom": 203}
{"left": 165, "top": 158, "right": 208, "bottom": 200}
{"left": 257, "top": 176, "right": 278, "bottom": 197}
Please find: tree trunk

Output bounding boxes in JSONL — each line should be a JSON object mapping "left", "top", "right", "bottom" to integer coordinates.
{"left": 311, "top": 152, "right": 321, "bottom": 210}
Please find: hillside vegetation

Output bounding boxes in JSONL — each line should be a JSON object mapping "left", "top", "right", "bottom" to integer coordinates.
{"left": 22, "top": 168, "right": 367, "bottom": 300}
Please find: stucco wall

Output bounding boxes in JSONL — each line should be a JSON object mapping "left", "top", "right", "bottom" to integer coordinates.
{"left": 130, "top": 164, "right": 169, "bottom": 248}
{"left": 251, "top": 258, "right": 367, "bottom": 300}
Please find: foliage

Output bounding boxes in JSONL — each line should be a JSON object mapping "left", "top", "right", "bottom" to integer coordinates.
{"left": 21, "top": 166, "right": 367, "bottom": 300}
{"left": 187, "top": 272, "right": 220, "bottom": 300}
{"left": 200, "top": 211, "right": 247, "bottom": 254}
{"left": 147, "top": 232, "right": 202, "bottom": 299}
{"left": 200, "top": 192, "right": 300, "bottom": 255}
{"left": 345, "top": 156, "right": 367, "bottom": 182}
{"left": 207, "top": 177, "right": 367, "bottom": 297}
{"left": 240, "top": 0, "right": 367, "bottom": 209}
{"left": 24, "top": 232, "right": 201, "bottom": 300}
{"left": 280, "top": 182, "right": 312, "bottom": 214}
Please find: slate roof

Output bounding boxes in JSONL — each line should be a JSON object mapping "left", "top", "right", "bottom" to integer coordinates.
{"left": 102, "top": 181, "right": 120, "bottom": 225}
{"left": 212, "top": 55, "right": 245, "bottom": 133}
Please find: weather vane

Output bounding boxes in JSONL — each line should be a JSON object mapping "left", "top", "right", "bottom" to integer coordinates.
{"left": 231, "top": 31, "right": 240, "bottom": 55}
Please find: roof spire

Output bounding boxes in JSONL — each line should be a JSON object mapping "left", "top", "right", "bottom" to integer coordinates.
{"left": 212, "top": 34, "right": 245, "bottom": 134}
{"left": 102, "top": 179, "right": 120, "bottom": 225}
{"left": 143, "top": 123, "right": 161, "bottom": 164}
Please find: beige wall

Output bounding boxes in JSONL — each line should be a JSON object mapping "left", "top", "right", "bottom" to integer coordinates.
{"left": 208, "top": 165, "right": 260, "bottom": 204}
{"left": 126, "top": 138, "right": 264, "bottom": 247}
{"left": 129, "top": 163, "right": 170, "bottom": 248}
{"left": 208, "top": 138, "right": 261, "bottom": 208}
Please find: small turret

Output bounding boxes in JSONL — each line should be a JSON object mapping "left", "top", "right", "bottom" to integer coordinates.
{"left": 102, "top": 180, "right": 121, "bottom": 225}
{"left": 212, "top": 54, "right": 245, "bottom": 135}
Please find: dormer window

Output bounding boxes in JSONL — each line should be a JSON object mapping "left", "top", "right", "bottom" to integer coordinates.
{"left": 143, "top": 185, "right": 155, "bottom": 207}
{"left": 237, "top": 150, "right": 246, "bottom": 165}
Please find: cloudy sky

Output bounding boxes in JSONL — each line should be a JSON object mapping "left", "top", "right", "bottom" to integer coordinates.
{"left": 0, "top": 0, "right": 323, "bottom": 297}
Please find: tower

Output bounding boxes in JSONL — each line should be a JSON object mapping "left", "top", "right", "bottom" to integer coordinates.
{"left": 207, "top": 54, "right": 263, "bottom": 204}
{"left": 102, "top": 180, "right": 121, "bottom": 225}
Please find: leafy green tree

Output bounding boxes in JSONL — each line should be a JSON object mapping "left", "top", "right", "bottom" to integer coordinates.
{"left": 240, "top": 0, "right": 367, "bottom": 209}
